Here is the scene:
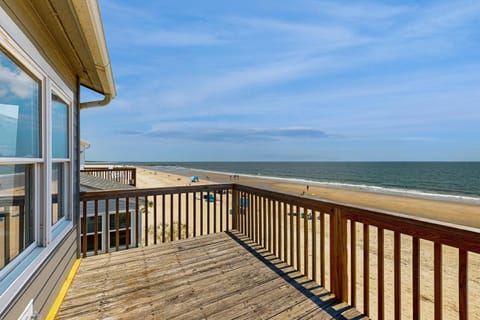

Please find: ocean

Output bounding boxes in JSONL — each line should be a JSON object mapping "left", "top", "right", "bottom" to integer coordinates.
{"left": 121, "top": 161, "right": 480, "bottom": 204}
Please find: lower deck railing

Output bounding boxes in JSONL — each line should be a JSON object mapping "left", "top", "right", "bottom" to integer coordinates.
{"left": 81, "top": 166, "right": 137, "bottom": 186}
{"left": 80, "top": 183, "right": 480, "bottom": 319}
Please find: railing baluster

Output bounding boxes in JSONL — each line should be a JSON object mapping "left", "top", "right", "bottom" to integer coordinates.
{"left": 304, "top": 207, "right": 309, "bottom": 277}
{"left": 273, "top": 200, "right": 277, "bottom": 256}
{"left": 116, "top": 198, "right": 120, "bottom": 250}
{"left": 207, "top": 191, "right": 211, "bottom": 234}
{"left": 153, "top": 195, "right": 157, "bottom": 245}
{"left": 244, "top": 192, "right": 248, "bottom": 234}
{"left": 170, "top": 194, "right": 174, "bottom": 241}
{"left": 263, "top": 197, "right": 267, "bottom": 248}
{"left": 364, "top": 224, "right": 370, "bottom": 316}
{"left": 135, "top": 196, "right": 139, "bottom": 247}
{"left": 82, "top": 200, "right": 87, "bottom": 258}
{"left": 254, "top": 195, "right": 258, "bottom": 242}
{"left": 144, "top": 196, "right": 148, "bottom": 246}
{"left": 214, "top": 192, "right": 217, "bottom": 233}
{"left": 283, "top": 202, "right": 287, "bottom": 262}
{"left": 105, "top": 199, "right": 109, "bottom": 253}
{"left": 162, "top": 194, "right": 166, "bottom": 243}
{"left": 290, "top": 203, "right": 294, "bottom": 266}
{"left": 313, "top": 210, "right": 318, "bottom": 283}
{"left": 226, "top": 190, "right": 230, "bottom": 231}
{"left": 193, "top": 192, "right": 197, "bottom": 237}
{"left": 200, "top": 192, "right": 204, "bottom": 235}
{"left": 459, "top": 249, "right": 468, "bottom": 320}
{"left": 219, "top": 191, "right": 223, "bottom": 232}
{"left": 126, "top": 197, "right": 130, "bottom": 249}
{"left": 296, "top": 205, "right": 301, "bottom": 270}
{"left": 434, "top": 243, "right": 442, "bottom": 320}
{"left": 378, "top": 227, "right": 384, "bottom": 320}
{"left": 394, "top": 231, "right": 401, "bottom": 320}
{"left": 351, "top": 220, "right": 356, "bottom": 307}
{"left": 251, "top": 194, "right": 254, "bottom": 241}
{"left": 320, "top": 211, "right": 325, "bottom": 287}
{"left": 186, "top": 192, "right": 190, "bottom": 238}
{"left": 94, "top": 200, "right": 98, "bottom": 255}
{"left": 178, "top": 193, "right": 182, "bottom": 240}
{"left": 413, "top": 237, "right": 420, "bottom": 320}
{"left": 268, "top": 199, "right": 272, "bottom": 252}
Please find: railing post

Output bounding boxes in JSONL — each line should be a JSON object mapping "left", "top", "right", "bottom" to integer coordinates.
{"left": 131, "top": 168, "right": 136, "bottom": 186}
{"left": 330, "top": 207, "right": 348, "bottom": 302}
{"left": 232, "top": 188, "right": 239, "bottom": 230}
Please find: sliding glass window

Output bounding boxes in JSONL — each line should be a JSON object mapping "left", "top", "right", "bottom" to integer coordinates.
{"left": 51, "top": 94, "right": 69, "bottom": 225}
{"left": 0, "top": 48, "right": 39, "bottom": 270}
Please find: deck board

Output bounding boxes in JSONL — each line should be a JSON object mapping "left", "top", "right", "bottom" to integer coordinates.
{"left": 56, "top": 232, "right": 363, "bottom": 319}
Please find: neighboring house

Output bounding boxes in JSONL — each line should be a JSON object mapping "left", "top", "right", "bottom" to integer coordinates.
{"left": 79, "top": 140, "right": 90, "bottom": 169}
{"left": 0, "top": 1, "right": 115, "bottom": 319}
{"left": 80, "top": 173, "right": 140, "bottom": 255}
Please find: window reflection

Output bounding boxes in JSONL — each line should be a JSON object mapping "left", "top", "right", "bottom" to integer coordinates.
{"left": 0, "top": 50, "right": 40, "bottom": 158}
{"left": 52, "top": 95, "right": 68, "bottom": 159}
{"left": 0, "top": 165, "right": 34, "bottom": 270}
{"left": 51, "top": 163, "right": 65, "bottom": 225}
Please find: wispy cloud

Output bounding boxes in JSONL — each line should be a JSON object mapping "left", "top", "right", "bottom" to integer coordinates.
{"left": 119, "top": 127, "right": 330, "bottom": 142}
{"left": 0, "top": 58, "right": 36, "bottom": 99}
{"left": 83, "top": 0, "right": 480, "bottom": 161}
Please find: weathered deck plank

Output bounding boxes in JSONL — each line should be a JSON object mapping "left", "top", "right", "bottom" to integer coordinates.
{"left": 56, "top": 232, "right": 363, "bottom": 319}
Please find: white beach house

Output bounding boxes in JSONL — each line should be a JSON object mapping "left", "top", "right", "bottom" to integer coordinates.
{"left": 0, "top": 1, "right": 115, "bottom": 318}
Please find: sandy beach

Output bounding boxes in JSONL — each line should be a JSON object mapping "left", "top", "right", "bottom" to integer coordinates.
{"left": 134, "top": 166, "right": 480, "bottom": 319}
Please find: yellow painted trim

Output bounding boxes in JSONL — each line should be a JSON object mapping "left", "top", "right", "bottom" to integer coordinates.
{"left": 45, "top": 258, "right": 82, "bottom": 320}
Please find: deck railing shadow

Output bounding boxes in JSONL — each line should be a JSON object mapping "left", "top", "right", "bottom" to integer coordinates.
{"left": 227, "top": 231, "right": 364, "bottom": 319}
{"left": 80, "top": 183, "right": 480, "bottom": 319}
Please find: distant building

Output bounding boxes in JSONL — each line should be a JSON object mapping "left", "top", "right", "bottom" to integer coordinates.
{"left": 0, "top": 1, "right": 115, "bottom": 318}
{"left": 80, "top": 140, "right": 91, "bottom": 169}
{"left": 80, "top": 173, "right": 141, "bottom": 255}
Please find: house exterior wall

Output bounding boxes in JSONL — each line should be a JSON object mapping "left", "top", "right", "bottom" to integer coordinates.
{"left": 0, "top": 3, "right": 80, "bottom": 318}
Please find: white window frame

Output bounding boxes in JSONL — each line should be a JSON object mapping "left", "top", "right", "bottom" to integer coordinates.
{"left": 50, "top": 86, "right": 73, "bottom": 234}
{"left": 0, "top": 8, "right": 75, "bottom": 305}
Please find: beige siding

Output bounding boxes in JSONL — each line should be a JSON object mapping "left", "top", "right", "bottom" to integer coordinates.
{"left": 1, "top": 229, "right": 77, "bottom": 319}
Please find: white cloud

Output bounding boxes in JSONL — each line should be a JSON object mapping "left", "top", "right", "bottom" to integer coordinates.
{"left": 0, "top": 63, "right": 36, "bottom": 99}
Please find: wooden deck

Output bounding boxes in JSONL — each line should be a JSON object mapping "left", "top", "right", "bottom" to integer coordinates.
{"left": 56, "top": 232, "right": 364, "bottom": 319}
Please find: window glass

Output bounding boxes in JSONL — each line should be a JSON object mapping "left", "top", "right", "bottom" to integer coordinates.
{"left": 52, "top": 95, "right": 68, "bottom": 158}
{"left": 51, "top": 163, "right": 64, "bottom": 225}
{"left": 0, "top": 50, "right": 40, "bottom": 158}
{"left": 0, "top": 165, "right": 34, "bottom": 270}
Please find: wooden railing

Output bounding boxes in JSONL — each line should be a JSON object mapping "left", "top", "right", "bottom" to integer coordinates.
{"left": 81, "top": 167, "right": 137, "bottom": 186}
{"left": 79, "top": 184, "right": 232, "bottom": 256}
{"left": 79, "top": 183, "right": 480, "bottom": 319}
{"left": 232, "top": 184, "right": 480, "bottom": 320}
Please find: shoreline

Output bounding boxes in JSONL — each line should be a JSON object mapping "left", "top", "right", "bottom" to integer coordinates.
{"left": 141, "top": 164, "right": 480, "bottom": 204}
{"left": 141, "top": 165, "right": 480, "bottom": 229}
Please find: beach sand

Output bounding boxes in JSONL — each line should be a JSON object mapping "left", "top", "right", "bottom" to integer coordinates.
{"left": 135, "top": 166, "right": 480, "bottom": 319}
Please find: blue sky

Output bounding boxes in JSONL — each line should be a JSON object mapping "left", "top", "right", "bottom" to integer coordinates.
{"left": 81, "top": 0, "right": 480, "bottom": 161}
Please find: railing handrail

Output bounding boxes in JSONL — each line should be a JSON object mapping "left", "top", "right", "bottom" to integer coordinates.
{"left": 80, "top": 183, "right": 480, "bottom": 252}
{"left": 232, "top": 183, "right": 480, "bottom": 251}
{"left": 80, "top": 183, "right": 234, "bottom": 200}
{"left": 82, "top": 167, "right": 135, "bottom": 172}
